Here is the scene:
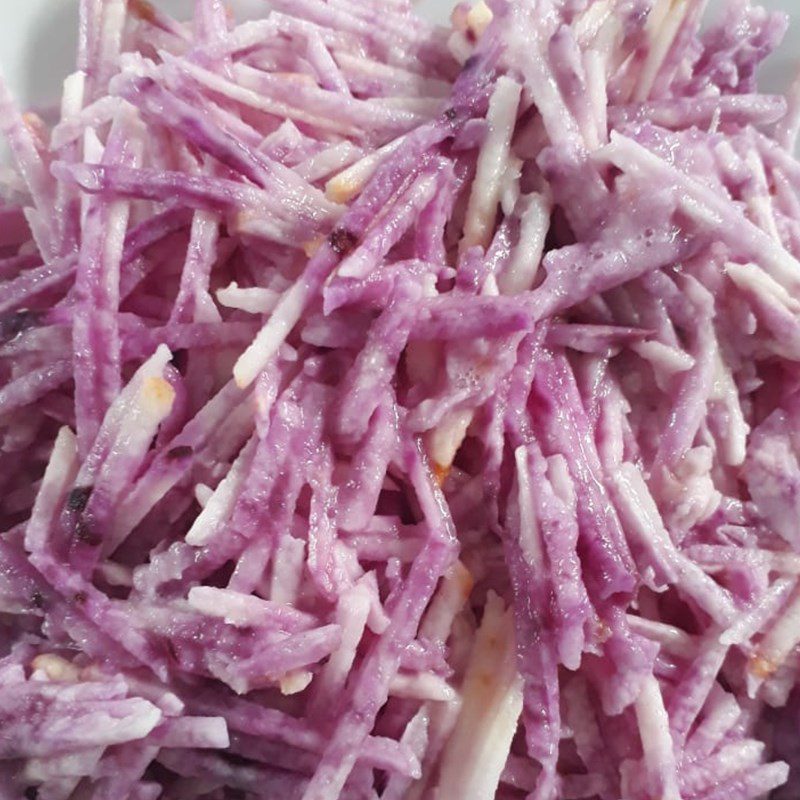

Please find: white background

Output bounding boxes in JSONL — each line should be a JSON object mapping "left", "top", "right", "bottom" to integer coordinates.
{"left": 0, "top": 0, "right": 796, "bottom": 109}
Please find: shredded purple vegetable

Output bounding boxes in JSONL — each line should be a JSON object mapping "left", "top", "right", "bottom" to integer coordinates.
{"left": 3, "top": 0, "right": 800, "bottom": 798}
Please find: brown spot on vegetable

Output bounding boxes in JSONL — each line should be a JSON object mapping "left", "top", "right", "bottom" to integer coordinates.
{"left": 73, "top": 591, "right": 88, "bottom": 604}
{"left": 328, "top": 227, "right": 359, "bottom": 257}
{"left": 74, "top": 520, "right": 101, "bottom": 547}
{"left": 66, "top": 486, "right": 92, "bottom": 512}
{"left": 31, "top": 591, "right": 45, "bottom": 610}
{"left": 749, "top": 654, "right": 776, "bottom": 679}
{"left": 453, "top": 562, "right": 475, "bottom": 599}
{"left": 595, "top": 620, "right": 612, "bottom": 642}
{"left": 443, "top": 107, "right": 458, "bottom": 122}
{"left": 166, "top": 445, "right": 193, "bottom": 461}
{"left": 22, "top": 113, "right": 45, "bottom": 138}
{"left": 432, "top": 461, "right": 450, "bottom": 487}
{"left": 129, "top": 0, "right": 157, "bottom": 23}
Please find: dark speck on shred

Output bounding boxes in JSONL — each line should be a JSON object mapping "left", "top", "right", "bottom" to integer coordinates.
{"left": 66, "top": 486, "right": 92, "bottom": 512}
{"left": 328, "top": 227, "right": 359, "bottom": 257}
{"left": 74, "top": 520, "right": 101, "bottom": 547}
{"left": 166, "top": 445, "right": 193, "bottom": 460}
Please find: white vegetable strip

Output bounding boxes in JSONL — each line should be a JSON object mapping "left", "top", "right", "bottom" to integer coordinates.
{"left": 634, "top": 675, "right": 682, "bottom": 800}
{"left": 462, "top": 77, "right": 522, "bottom": 252}
{"left": 24, "top": 427, "right": 79, "bottom": 555}
{"left": 309, "top": 578, "right": 371, "bottom": 718}
{"left": 185, "top": 436, "right": 257, "bottom": 546}
{"left": 215, "top": 283, "right": 281, "bottom": 315}
{"left": 270, "top": 535, "right": 306, "bottom": 607}
{"left": 752, "top": 584, "right": 800, "bottom": 680}
{"left": 326, "top": 134, "right": 406, "bottom": 203}
{"left": 435, "top": 592, "right": 523, "bottom": 800}
{"left": 499, "top": 192, "right": 552, "bottom": 295}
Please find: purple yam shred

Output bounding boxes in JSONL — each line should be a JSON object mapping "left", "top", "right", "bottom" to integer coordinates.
{"left": 4, "top": 0, "right": 800, "bottom": 797}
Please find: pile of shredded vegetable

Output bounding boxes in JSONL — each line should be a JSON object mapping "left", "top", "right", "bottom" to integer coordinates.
{"left": 5, "top": 0, "right": 800, "bottom": 797}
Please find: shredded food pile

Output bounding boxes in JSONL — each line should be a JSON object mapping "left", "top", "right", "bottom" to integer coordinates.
{"left": 3, "top": 0, "right": 800, "bottom": 798}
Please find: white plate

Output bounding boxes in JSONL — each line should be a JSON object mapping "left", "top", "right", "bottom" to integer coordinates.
{"left": 0, "top": 1, "right": 797, "bottom": 108}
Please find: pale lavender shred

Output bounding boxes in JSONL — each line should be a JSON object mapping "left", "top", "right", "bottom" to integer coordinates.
{"left": 5, "top": 0, "right": 800, "bottom": 797}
